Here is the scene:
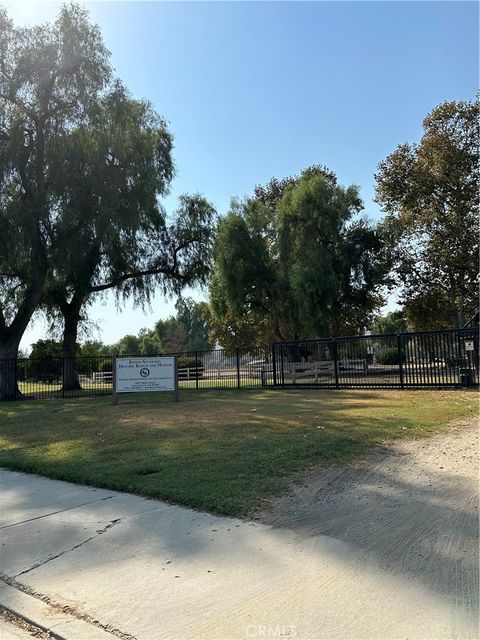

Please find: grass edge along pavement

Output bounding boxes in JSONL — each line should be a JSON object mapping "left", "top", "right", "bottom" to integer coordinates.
{"left": 0, "top": 388, "right": 476, "bottom": 517}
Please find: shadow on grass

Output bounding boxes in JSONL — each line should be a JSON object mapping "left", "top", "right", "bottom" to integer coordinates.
{"left": 0, "top": 388, "right": 476, "bottom": 516}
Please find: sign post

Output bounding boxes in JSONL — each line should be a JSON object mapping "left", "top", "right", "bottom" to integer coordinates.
{"left": 173, "top": 356, "right": 179, "bottom": 402}
{"left": 112, "top": 356, "right": 178, "bottom": 404}
{"left": 112, "top": 356, "right": 118, "bottom": 406}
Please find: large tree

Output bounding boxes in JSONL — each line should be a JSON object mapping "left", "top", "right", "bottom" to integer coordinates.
{"left": 174, "top": 297, "right": 212, "bottom": 352}
{"left": 370, "top": 310, "right": 408, "bottom": 335}
{"left": 109, "top": 330, "right": 163, "bottom": 357}
{"left": 0, "top": 4, "right": 110, "bottom": 398}
{"left": 42, "top": 82, "right": 172, "bottom": 389}
{"left": 154, "top": 297, "right": 213, "bottom": 353}
{"left": 375, "top": 99, "right": 479, "bottom": 329}
{"left": 44, "top": 84, "right": 215, "bottom": 389}
{"left": 1, "top": 4, "right": 216, "bottom": 395}
{"left": 210, "top": 168, "right": 392, "bottom": 345}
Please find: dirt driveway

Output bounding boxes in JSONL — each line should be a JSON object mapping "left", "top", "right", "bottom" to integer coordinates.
{"left": 257, "top": 416, "right": 479, "bottom": 626}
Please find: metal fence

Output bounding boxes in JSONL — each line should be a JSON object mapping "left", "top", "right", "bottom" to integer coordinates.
{"left": 270, "top": 328, "right": 479, "bottom": 389}
{"left": 1, "top": 328, "right": 477, "bottom": 401}
{"left": 4, "top": 346, "right": 272, "bottom": 400}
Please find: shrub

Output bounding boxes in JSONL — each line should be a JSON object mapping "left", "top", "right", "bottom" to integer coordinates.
{"left": 177, "top": 356, "right": 202, "bottom": 369}
{"left": 100, "top": 359, "right": 113, "bottom": 372}
{"left": 446, "top": 355, "right": 461, "bottom": 368}
{"left": 376, "top": 346, "right": 401, "bottom": 365}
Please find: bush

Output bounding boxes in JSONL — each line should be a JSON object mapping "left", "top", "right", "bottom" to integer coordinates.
{"left": 177, "top": 355, "right": 204, "bottom": 380}
{"left": 446, "top": 355, "right": 461, "bottom": 368}
{"left": 376, "top": 346, "right": 401, "bottom": 365}
{"left": 17, "top": 360, "right": 28, "bottom": 382}
{"left": 177, "top": 356, "right": 202, "bottom": 369}
{"left": 100, "top": 359, "right": 113, "bottom": 372}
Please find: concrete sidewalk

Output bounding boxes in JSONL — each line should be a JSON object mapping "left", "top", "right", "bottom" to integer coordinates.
{"left": 0, "top": 468, "right": 477, "bottom": 640}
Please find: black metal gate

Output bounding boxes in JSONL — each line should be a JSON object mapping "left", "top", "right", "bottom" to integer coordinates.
{"left": 270, "top": 328, "right": 479, "bottom": 389}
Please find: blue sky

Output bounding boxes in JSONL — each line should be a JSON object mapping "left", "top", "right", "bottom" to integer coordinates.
{"left": 8, "top": 1, "right": 479, "bottom": 350}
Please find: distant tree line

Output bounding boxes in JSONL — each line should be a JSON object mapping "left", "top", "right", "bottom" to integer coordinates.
{"left": 1, "top": 3, "right": 477, "bottom": 398}
{"left": 27, "top": 298, "right": 212, "bottom": 360}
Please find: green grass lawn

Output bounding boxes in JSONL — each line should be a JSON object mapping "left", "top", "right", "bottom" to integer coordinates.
{"left": 18, "top": 377, "right": 263, "bottom": 397}
{"left": 0, "top": 389, "right": 476, "bottom": 516}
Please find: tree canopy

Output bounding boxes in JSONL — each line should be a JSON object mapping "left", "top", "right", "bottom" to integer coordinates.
{"left": 209, "top": 168, "right": 393, "bottom": 346}
{"left": 375, "top": 99, "right": 479, "bottom": 329}
{"left": 155, "top": 298, "right": 212, "bottom": 352}
{"left": 370, "top": 310, "right": 408, "bottom": 335}
{"left": 0, "top": 3, "right": 110, "bottom": 396}
{"left": 0, "top": 4, "right": 216, "bottom": 396}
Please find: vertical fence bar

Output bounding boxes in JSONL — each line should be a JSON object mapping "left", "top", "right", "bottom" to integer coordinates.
{"left": 333, "top": 339, "right": 339, "bottom": 389}
{"left": 173, "top": 356, "right": 180, "bottom": 402}
{"left": 456, "top": 330, "right": 465, "bottom": 388}
{"left": 443, "top": 331, "right": 449, "bottom": 387}
{"left": 437, "top": 331, "right": 445, "bottom": 387}
{"left": 236, "top": 348, "right": 240, "bottom": 389}
{"left": 428, "top": 334, "right": 435, "bottom": 386}
{"left": 419, "top": 335, "right": 425, "bottom": 385}
{"left": 402, "top": 336, "right": 409, "bottom": 387}
{"left": 423, "top": 335, "right": 429, "bottom": 385}
{"left": 427, "top": 334, "right": 433, "bottom": 386}
{"left": 472, "top": 330, "right": 479, "bottom": 384}
{"left": 112, "top": 356, "right": 118, "bottom": 406}
{"left": 195, "top": 351, "right": 199, "bottom": 391}
{"left": 408, "top": 335, "right": 414, "bottom": 387}
{"left": 438, "top": 334, "right": 444, "bottom": 385}
{"left": 272, "top": 343, "right": 277, "bottom": 387}
{"left": 412, "top": 335, "right": 419, "bottom": 386}
{"left": 398, "top": 334, "right": 404, "bottom": 389}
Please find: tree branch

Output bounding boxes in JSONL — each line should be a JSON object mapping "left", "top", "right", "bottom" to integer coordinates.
{"left": 0, "top": 92, "right": 38, "bottom": 123}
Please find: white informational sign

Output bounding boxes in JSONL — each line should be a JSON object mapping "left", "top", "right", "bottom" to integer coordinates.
{"left": 465, "top": 340, "right": 474, "bottom": 352}
{"left": 115, "top": 357, "right": 175, "bottom": 393}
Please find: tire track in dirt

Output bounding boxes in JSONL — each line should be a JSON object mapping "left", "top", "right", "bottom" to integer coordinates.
{"left": 256, "top": 416, "right": 479, "bottom": 620}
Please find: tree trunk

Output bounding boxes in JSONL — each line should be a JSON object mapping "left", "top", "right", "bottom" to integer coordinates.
{"left": 0, "top": 277, "right": 45, "bottom": 401}
{"left": 0, "top": 339, "right": 22, "bottom": 401}
{"left": 62, "top": 303, "right": 82, "bottom": 392}
{"left": 273, "top": 316, "right": 285, "bottom": 342}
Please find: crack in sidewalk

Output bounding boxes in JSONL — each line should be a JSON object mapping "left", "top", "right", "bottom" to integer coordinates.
{"left": 0, "top": 496, "right": 115, "bottom": 530}
{"left": 15, "top": 519, "right": 121, "bottom": 578}
{"left": 0, "top": 607, "right": 55, "bottom": 639}
{"left": 0, "top": 574, "right": 137, "bottom": 640}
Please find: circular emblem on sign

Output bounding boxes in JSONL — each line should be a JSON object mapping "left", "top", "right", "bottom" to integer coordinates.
{"left": 140, "top": 368, "right": 150, "bottom": 378}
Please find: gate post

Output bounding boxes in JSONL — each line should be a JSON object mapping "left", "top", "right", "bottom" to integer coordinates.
{"left": 272, "top": 343, "right": 277, "bottom": 386}
{"left": 195, "top": 351, "right": 199, "bottom": 390}
{"left": 173, "top": 356, "right": 180, "bottom": 402}
{"left": 332, "top": 340, "right": 339, "bottom": 389}
{"left": 236, "top": 348, "right": 241, "bottom": 389}
{"left": 280, "top": 345, "right": 285, "bottom": 388}
{"left": 398, "top": 334, "right": 404, "bottom": 389}
{"left": 112, "top": 356, "right": 118, "bottom": 406}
